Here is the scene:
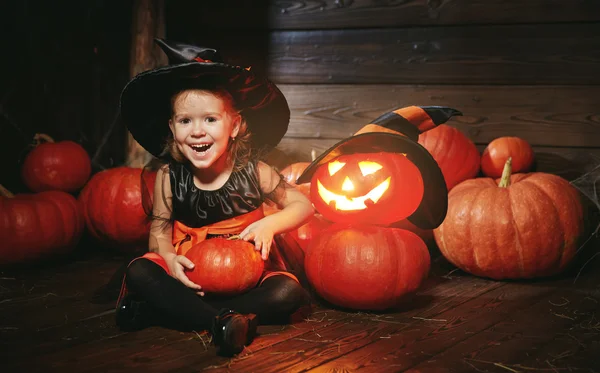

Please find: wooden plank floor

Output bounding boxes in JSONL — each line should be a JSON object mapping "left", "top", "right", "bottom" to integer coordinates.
{"left": 1, "top": 236, "right": 599, "bottom": 373}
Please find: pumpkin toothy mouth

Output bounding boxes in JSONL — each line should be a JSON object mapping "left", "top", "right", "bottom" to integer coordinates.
{"left": 316, "top": 177, "right": 391, "bottom": 211}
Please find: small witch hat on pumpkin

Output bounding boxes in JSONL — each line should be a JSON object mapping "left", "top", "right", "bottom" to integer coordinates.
{"left": 296, "top": 106, "right": 462, "bottom": 230}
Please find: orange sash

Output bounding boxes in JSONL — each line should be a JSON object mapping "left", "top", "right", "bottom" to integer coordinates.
{"left": 172, "top": 208, "right": 265, "bottom": 256}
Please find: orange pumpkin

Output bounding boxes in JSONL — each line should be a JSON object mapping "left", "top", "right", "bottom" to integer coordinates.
{"left": 434, "top": 158, "right": 584, "bottom": 279}
{"left": 0, "top": 186, "right": 84, "bottom": 265}
{"left": 78, "top": 167, "right": 157, "bottom": 253}
{"left": 418, "top": 124, "right": 480, "bottom": 190}
{"left": 21, "top": 134, "right": 91, "bottom": 193}
{"left": 390, "top": 219, "right": 434, "bottom": 245}
{"left": 184, "top": 237, "right": 264, "bottom": 296}
{"left": 288, "top": 213, "right": 332, "bottom": 252}
{"left": 310, "top": 152, "right": 424, "bottom": 225}
{"left": 306, "top": 224, "right": 430, "bottom": 310}
{"left": 481, "top": 136, "right": 534, "bottom": 178}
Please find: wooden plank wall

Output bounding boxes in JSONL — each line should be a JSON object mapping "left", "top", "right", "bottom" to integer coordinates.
{"left": 167, "top": 0, "right": 600, "bottom": 180}
{"left": 2, "top": 0, "right": 133, "bottom": 193}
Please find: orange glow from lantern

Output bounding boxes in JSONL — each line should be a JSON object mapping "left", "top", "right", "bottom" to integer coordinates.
{"left": 316, "top": 177, "right": 391, "bottom": 211}
{"left": 328, "top": 160, "right": 345, "bottom": 176}
{"left": 358, "top": 161, "right": 382, "bottom": 176}
{"left": 342, "top": 177, "right": 354, "bottom": 191}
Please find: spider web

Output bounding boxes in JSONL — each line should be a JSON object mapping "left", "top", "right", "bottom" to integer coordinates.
{"left": 569, "top": 162, "right": 600, "bottom": 281}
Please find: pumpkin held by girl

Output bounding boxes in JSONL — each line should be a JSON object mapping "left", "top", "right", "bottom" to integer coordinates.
{"left": 434, "top": 158, "right": 584, "bottom": 280}
{"left": 184, "top": 237, "right": 264, "bottom": 296}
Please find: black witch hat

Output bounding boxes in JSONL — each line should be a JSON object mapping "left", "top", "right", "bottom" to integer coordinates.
{"left": 120, "top": 39, "right": 290, "bottom": 158}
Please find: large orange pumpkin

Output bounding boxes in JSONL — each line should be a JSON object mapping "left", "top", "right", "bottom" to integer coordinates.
{"left": 481, "top": 136, "right": 534, "bottom": 178}
{"left": 78, "top": 167, "right": 157, "bottom": 253}
{"left": 434, "top": 158, "right": 584, "bottom": 279}
{"left": 22, "top": 134, "right": 91, "bottom": 193}
{"left": 418, "top": 124, "right": 480, "bottom": 190}
{"left": 305, "top": 224, "right": 430, "bottom": 310}
{"left": 0, "top": 186, "right": 84, "bottom": 265}
{"left": 310, "top": 152, "right": 424, "bottom": 226}
{"left": 184, "top": 237, "right": 264, "bottom": 296}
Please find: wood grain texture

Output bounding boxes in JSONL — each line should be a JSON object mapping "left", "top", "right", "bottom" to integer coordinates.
{"left": 3, "top": 247, "right": 600, "bottom": 372}
{"left": 126, "top": 0, "right": 166, "bottom": 168}
{"left": 403, "top": 284, "right": 600, "bottom": 373}
{"left": 169, "top": 23, "right": 600, "bottom": 84}
{"left": 277, "top": 84, "right": 600, "bottom": 148}
{"left": 263, "top": 24, "right": 600, "bottom": 84}
{"left": 274, "top": 138, "right": 600, "bottom": 180}
{"left": 168, "top": 0, "right": 600, "bottom": 29}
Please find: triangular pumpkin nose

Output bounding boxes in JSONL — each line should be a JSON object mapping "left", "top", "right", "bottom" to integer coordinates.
{"left": 341, "top": 177, "right": 354, "bottom": 191}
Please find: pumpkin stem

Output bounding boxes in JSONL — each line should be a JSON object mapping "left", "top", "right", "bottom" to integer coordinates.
{"left": 227, "top": 235, "right": 241, "bottom": 241}
{"left": 33, "top": 133, "right": 55, "bottom": 145}
{"left": 498, "top": 157, "right": 513, "bottom": 188}
{"left": 0, "top": 184, "right": 15, "bottom": 198}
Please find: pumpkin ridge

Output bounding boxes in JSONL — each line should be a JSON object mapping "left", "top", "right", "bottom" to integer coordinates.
{"left": 112, "top": 172, "right": 128, "bottom": 244}
{"left": 452, "top": 129, "right": 470, "bottom": 180}
{"left": 49, "top": 196, "right": 68, "bottom": 246}
{"left": 520, "top": 178, "right": 565, "bottom": 275}
{"left": 469, "top": 187, "right": 488, "bottom": 272}
{"left": 507, "top": 184, "right": 527, "bottom": 278}
{"left": 35, "top": 199, "right": 49, "bottom": 251}
{"left": 529, "top": 175, "right": 578, "bottom": 270}
{"left": 390, "top": 229, "right": 403, "bottom": 300}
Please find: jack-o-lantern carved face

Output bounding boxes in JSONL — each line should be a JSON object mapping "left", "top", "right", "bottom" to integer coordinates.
{"left": 310, "top": 152, "right": 424, "bottom": 225}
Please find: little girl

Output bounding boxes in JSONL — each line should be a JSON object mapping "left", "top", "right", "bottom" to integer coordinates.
{"left": 116, "top": 39, "right": 314, "bottom": 356}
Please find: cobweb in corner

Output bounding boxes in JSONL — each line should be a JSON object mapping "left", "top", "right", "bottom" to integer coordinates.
{"left": 569, "top": 163, "right": 600, "bottom": 281}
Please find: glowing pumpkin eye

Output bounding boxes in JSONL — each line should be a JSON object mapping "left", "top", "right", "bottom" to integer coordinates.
{"left": 328, "top": 160, "right": 346, "bottom": 176}
{"left": 358, "top": 161, "right": 383, "bottom": 176}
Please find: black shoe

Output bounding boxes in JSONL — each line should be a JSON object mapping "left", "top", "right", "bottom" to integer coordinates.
{"left": 212, "top": 309, "right": 258, "bottom": 356}
{"left": 115, "top": 294, "right": 154, "bottom": 331}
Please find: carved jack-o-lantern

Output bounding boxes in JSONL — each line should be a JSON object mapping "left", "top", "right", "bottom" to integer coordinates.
{"left": 298, "top": 106, "right": 463, "bottom": 229}
{"left": 310, "top": 152, "right": 424, "bottom": 225}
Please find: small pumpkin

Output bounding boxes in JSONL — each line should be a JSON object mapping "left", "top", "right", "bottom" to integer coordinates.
{"left": 418, "top": 124, "right": 480, "bottom": 190}
{"left": 288, "top": 213, "right": 332, "bottom": 253}
{"left": 78, "top": 167, "right": 157, "bottom": 253}
{"left": 481, "top": 136, "right": 534, "bottom": 178}
{"left": 22, "top": 134, "right": 91, "bottom": 193}
{"left": 310, "top": 152, "right": 424, "bottom": 226}
{"left": 434, "top": 158, "right": 584, "bottom": 280}
{"left": 0, "top": 185, "right": 84, "bottom": 265}
{"left": 184, "top": 237, "right": 264, "bottom": 295}
{"left": 305, "top": 224, "right": 430, "bottom": 310}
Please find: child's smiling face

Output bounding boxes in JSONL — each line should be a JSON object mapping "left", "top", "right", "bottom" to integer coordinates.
{"left": 169, "top": 89, "right": 240, "bottom": 173}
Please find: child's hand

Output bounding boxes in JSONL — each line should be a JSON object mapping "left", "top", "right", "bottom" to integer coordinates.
{"left": 239, "top": 221, "right": 274, "bottom": 261}
{"left": 165, "top": 253, "right": 205, "bottom": 296}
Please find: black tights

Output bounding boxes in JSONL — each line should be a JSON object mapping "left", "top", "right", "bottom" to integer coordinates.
{"left": 124, "top": 258, "right": 310, "bottom": 331}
